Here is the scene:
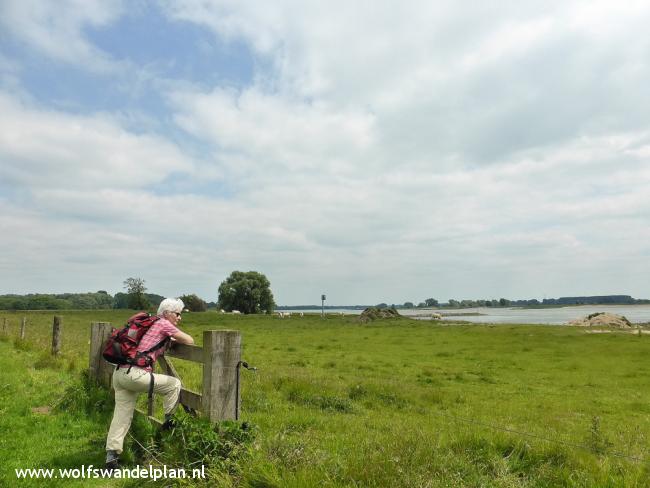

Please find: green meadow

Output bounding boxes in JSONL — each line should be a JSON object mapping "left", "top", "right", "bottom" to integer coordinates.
{"left": 1, "top": 310, "right": 650, "bottom": 487}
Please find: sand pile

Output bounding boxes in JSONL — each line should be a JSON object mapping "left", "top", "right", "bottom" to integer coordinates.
{"left": 358, "top": 307, "right": 401, "bottom": 323}
{"left": 567, "top": 312, "right": 632, "bottom": 328}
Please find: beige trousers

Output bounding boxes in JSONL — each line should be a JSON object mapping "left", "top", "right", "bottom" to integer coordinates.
{"left": 105, "top": 366, "right": 181, "bottom": 453}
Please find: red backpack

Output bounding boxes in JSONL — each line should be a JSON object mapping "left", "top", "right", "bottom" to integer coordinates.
{"left": 102, "top": 312, "right": 169, "bottom": 370}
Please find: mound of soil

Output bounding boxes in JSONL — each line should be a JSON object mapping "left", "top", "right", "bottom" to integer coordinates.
{"left": 358, "top": 307, "right": 401, "bottom": 323}
{"left": 567, "top": 312, "right": 632, "bottom": 328}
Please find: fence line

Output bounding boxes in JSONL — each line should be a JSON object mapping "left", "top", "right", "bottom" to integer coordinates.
{"left": 1, "top": 315, "right": 63, "bottom": 356}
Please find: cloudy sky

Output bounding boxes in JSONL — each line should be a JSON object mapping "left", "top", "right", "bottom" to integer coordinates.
{"left": 1, "top": 1, "right": 649, "bottom": 305}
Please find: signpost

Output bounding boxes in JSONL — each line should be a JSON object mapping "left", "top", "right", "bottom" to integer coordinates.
{"left": 321, "top": 294, "right": 326, "bottom": 318}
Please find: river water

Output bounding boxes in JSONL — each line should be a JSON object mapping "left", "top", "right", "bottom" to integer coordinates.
{"left": 284, "top": 305, "right": 650, "bottom": 325}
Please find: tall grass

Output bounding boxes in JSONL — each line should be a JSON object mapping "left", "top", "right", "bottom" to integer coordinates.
{"left": 2, "top": 310, "right": 650, "bottom": 486}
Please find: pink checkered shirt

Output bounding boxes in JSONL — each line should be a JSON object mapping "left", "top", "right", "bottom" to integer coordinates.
{"left": 121, "top": 317, "right": 179, "bottom": 372}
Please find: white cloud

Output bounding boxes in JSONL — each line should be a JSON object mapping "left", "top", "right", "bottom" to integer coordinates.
{"left": 170, "top": 87, "right": 375, "bottom": 180}
{"left": 0, "top": 93, "right": 194, "bottom": 190}
{"left": 0, "top": 0, "right": 124, "bottom": 72}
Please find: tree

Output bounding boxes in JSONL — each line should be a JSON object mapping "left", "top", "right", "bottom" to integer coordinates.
{"left": 424, "top": 298, "right": 439, "bottom": 307}
{"left": 180, "top": 293, "right": 208, "bottom": 312}
{"left": 403, "top": 302, "right": 415, "bottom": 308}
{"left": 217, "top": 271, "right": 275, "bottom": 314}
{"left": 113, "top": 292, "right": 129, "bottom": 309}
{"left": 123, "top": 277, "right": 150, "bottom": 310}
{"left": 145, "top": 293, "right": 165, "bottom": 309}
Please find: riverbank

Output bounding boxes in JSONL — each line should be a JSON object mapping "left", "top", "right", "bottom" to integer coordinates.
{"left": 283, "top": 304, "right": 650, "bottom": 325}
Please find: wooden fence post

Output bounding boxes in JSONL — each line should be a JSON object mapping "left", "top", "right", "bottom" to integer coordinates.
{"left": 202, "top": 330, "right": 241, "bottom": 422}
{"left": 89, "top": 322, "right": 113, "bottom": 387}
{"left": 20, "top": 317, "right": 26, "bottom": 340}
{"left": 52, "top": 316, "right": 62, "bottom": 356}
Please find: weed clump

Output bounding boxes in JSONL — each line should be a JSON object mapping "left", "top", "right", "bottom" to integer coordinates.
{"left": 154, "top": 416, "right": 256, "bottom": 474}
{"left": 348, "top": 383, "right": 408, "bottom": 409}
{"left": 13, "top": 338, "right": 33, "bottom": 351}
{"left": 34, "top": 351, "right": 65, "bottom": 370}
{"left": 54, "top": 372, "right": 112, "bottom": 416}
{"left": 587, "top": 416, "right": 612, "bottom": 455}
{"left": 285, "top": 381, "right": 355, "bottom": 413}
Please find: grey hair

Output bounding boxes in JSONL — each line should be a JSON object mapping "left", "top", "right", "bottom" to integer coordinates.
{"left": 157, "top": 297, "right": 185, "bottom": 316}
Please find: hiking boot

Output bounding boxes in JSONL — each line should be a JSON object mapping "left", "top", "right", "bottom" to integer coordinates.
{"left": 105, "top": 458, "right": 120, "bottom": 473}
{"left": 161, "top": 414, "right": 176, "bottom": 431}
{"left": 105, "top": 450, "right": 119, "bottom": 472}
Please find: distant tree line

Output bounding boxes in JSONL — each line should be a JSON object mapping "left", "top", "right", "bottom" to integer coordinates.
{"left": 0, "top": 291, "right": 210, "bottom": 311}
{"left": 0, "top": 271, "right": 277, "bottom": 314}
{"left": 0, "top": 292, "right": 116, "bottom": 310}
{"left": 541, "top": 295, "right": 649, "bottom": 305}
{"left": 375, "top": 295, "right": 649, "bottom": 309}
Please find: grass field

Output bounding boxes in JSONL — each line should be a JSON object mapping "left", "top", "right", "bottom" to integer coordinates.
{"left": 1, "top": 309, "right": 650, "bottom": 487}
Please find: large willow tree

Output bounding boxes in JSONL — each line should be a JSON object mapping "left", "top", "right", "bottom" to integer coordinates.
{"left": 217, "top": 271, "right": 275, "bottom": 314}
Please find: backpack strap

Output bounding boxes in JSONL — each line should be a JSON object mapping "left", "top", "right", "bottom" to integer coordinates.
{"left": 132, "top": 335, "right": 172, "bottom": 369}
{"left": 143, "top": 336, "right": 171, "bottom": 355}
{"left": 148, "top": 372, "right": 154, "bottom": 402}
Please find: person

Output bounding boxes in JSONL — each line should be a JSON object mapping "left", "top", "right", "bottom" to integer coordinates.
{"left": 105, "top": 298, "right": 194, "bottom": 470}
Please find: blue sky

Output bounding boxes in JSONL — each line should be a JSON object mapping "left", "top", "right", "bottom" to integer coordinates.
{"left": 1, "top": 0, "right": 649, "bottom": 305}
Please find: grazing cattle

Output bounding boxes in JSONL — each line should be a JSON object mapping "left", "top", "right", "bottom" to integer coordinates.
{"left": 231, "top": 310, "right": 241, "bottom": 315}
{"left": 299, "top": 312, "right": 304, "bottom": 317}
{"left": 431, "top": 313, "right": 442, "bottom": 320}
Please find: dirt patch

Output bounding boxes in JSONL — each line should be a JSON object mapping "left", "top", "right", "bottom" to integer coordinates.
{"left": 31, "top": 406, "right": 51, "bottom": 415}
